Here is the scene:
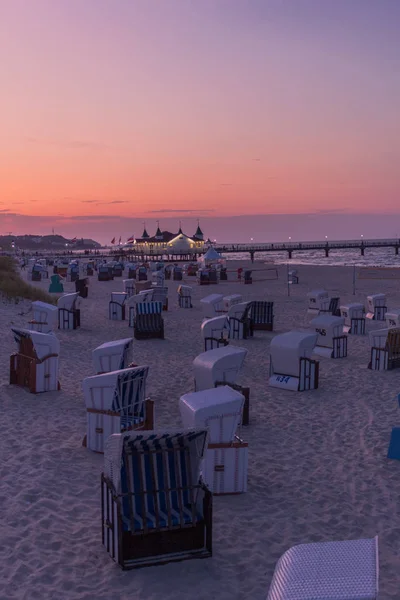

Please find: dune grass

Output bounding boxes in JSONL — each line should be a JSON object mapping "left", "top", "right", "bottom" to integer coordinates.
{"left": 0, "top": 257, "right": 57, "bottom": 304}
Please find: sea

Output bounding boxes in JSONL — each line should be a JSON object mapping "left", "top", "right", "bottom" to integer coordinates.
{"left": 221, "top": 247, "right": 400, "bottom": 268}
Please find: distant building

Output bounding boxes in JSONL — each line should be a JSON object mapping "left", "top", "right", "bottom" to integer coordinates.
{"left": 129, "top": 223, "right": 205, "bottom": 255}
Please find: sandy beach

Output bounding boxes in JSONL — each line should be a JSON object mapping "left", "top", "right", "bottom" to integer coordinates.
{"left": 1, "top": 261, "right": 400, "bottom": 599}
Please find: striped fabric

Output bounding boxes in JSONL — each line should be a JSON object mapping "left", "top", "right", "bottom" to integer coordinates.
{"left": 112, "top": 367, "right": 149, "bottom": 422}
{"left": 113, "top": 430, "right": 208, "bottom": 532}
{"left": 134, "top": 313, "right": 164, "bottom": 336}
{"left": 136, "top": 302, "right": 163, "bottom": 315}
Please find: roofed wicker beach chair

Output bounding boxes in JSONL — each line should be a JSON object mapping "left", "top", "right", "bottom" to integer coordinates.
{"left": 269, "top": 331, "right": 319, "bottom": 391}
{"left": 180, "top": 386, "right": 248, "bottom": 495}
{"left": 98, "top": 264, "right": 114, "bottom": 281}
{"left": 151, "top": 286, "right": 169, "bottom": 311}
{"left": 201, "top": 315, "right": 229, "bottom": 351}
{"left": 138, "top": 266, "right": 148, "bottom": 281}
{"left": 319, "top": 296, "right": 341, "bottom": 317}
{"left": 267, "top": 536, "right": 379, "bottom": 600}
{"left": 193, "top": 345, "right": 248, "bottom": 392}
{"left": 200, "top": 294, "right": 224, "bottom": 318}
{"left": 366, "top": 293, "right": 387, "bottom": 321}
{"left": 83, "top": 366, "right": 153, "bottom": 453}
{"left": 178, "top": 285, "right": 193, "bottom": 308}
{"left": 340, "top": 303, "right": 366, "bottom": 335}
{"left": 310, "top": 314, "right": 347, "bottom": 359}
{"left": 10, "top": 328, "right": 60, "bottom": 393}
{"left": 307, "top": 289, "right": 329, "bottom": 315}
{"left": 29, "top": 301, "right": 58, "bottom": 333}
{"left": 92, "top": 338, "right": 133, "bottom": 374}
{"left": 57, "top": 292, "right": 81, "bottom": 330}
{"left": 227, "top": 301, "right": 254, "bottom": 339}
{"left": 368, "top": 327, "right": 400, "bottom": 371}
{"left": 109, "top": 292, "right": 127, "bottom": 321}
{"left": 102, "top": 428, "right": 212, "bottom": 569}
{"left": 173, "top": 266, "right": 183, "bottom": 281}
{"left": 250, "top": 301, "right": 274, "bottom": 331}
{"left": 123, "top": 279, "right": 135, "bottom": 298}
{"left": 133, "top": 302, "right": 164, "bottom": 340}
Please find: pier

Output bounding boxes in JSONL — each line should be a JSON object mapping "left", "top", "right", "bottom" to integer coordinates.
{"left": 214, "top": 238, "right": 400, "bottom": 262}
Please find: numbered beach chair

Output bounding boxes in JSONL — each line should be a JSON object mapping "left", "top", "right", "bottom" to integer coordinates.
{"left": 57, "top": 293, "right": 80, "bottom": 330}
{"left": 10, "top": 328, "right": 60, "bottom": 393}
{"left": 92, "top": 338, "right": 133, "bottom": 374}
{"left": 227, "top": 302, "right": 254, "bottom": 340}
{"left": 28, "top": 301, "right": 58, "bottom": 333}
{"left": 151, "top": 286, "right": 168, "bottom": 311}
{"left": 267, "top": 536, "right": 379, "bottom": 600}
{"left": 201, "top": 316, "right": 229, "bottom": 351}
{"left": 180, "top": 386, "right": 248, "bottom": 494}
{"left": 102, "top": 429, "right": 212, "bottom": 569}
{"left": 249, "top": 301, "right": 274, "bottom": 331}
{"left": 269, "top": 331, "right": 319, "bottom": 391}
{"left": 310, "top": 314, "right": 347, "bottom": 358}
{"left": 200, "top": 294, "right": 224, "bottom": 318}
{"left": 340, "top": 303, "right": 365, "bottom": 334}
{"left": 109, "top": 292, "right": 127, "bottom": 321}
{"left": 368, "top": 327, "right": 400, "bottom": 371}
{"left": 83, "top": 366, "right": 153, "bottom": 453}
{"left": 193, "top": 345, "right": 248, "bottom": 392}
{"left": 133, "top": 302, "right": 164, "bottom": 340}
{"left": 178, "top": 285, "right": 193, "bottom": 308}
{"left": 307, "top": 290, "right": 329, "bottom": 315}
{"left": 366, "top": 293, "right": 387, "bottom": 321}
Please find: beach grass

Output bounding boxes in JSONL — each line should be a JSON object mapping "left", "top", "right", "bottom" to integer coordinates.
{"left": 0, "top": 257, "right": 56, "bottom": 304}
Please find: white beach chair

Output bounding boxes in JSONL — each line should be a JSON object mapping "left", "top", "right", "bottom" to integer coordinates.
{"left": 28, "top": 301, "right": 58, "bottom": 333}
{"left": 310, "top": 314, "right": 347, "bottom": 358}
{"left": 177, "top": 284, "right": 193, "bottom": 308}
{"left": 200, "top": 294, "right": 224, "bottom": 318}
{"left": 366, "top": 293, "right": 387, "bottom": 321}
{"left": 82, "top": 366, "right": 153, "bottom": 453}
{"left": 288, "top": 269, "right": 298, "bottom": 284}
{"left": 201, "top": 315, "right": 229, "bottom": 351}
{"left": 368, "top": 327, "right": 400, "bottom": 371}
{"left": 109, "top": 292, "right": 127, "bottom": 321}
{"left": 179, "top": 386, "right": 248, "bottom": 494}
{"left": 267, "top": 536, "right": 379, "bottom": 600}
{"left": 269, "top": 331, "right": 319, "bottom": 391}
{"left": 340, "top": 303, "right": 365, "bottom": 334}
{"left": 386, "top": 309, "right": 400, "bottom": 329}
{"left": 222, "top": 294, "right": 243, "bottom": 312}
{"left": 123, "top": 278, "right": 135, "bottom": 298}
{"left": 193, "top": 345, "right": 248, "bottom": 391}
{"left": 151, "top": 270, "right": 165, "bottom": 287}
{"left": 92, "top": 338, "right": 133, "bottom": 374}
{"left": 10, "top": 328, "right": 60, "bottom": 393}
{"left": 307, "top": 290, "right": 329, "bottom": 315}
{"left": 57, "top": 292, "right": 80, "bottom": 330}
{"left": 151, "top": 286, "right": 168, "bottom": 310}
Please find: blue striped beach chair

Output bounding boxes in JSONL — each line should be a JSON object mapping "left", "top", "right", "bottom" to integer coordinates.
{"left": 83, "top": 366, "right": 153, "bottom": 453}
{"left": 249, "top": 300, "right": 274, "bottom": 331}
{"left": 102, "top": 428, "right": 212, "bottom": 569}
{"left": 132, "top": 302, "right": 164, "bottom": 339}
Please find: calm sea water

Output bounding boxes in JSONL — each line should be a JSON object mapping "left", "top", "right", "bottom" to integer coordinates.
{"left": 222, "top": 248, "right": 400, "bottom": 268}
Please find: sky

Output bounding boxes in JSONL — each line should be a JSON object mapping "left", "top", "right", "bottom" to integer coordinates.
{"left": 1, "top": 0, "right": 400, "bottom": 244}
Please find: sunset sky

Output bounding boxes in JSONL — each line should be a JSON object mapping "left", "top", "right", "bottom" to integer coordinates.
{"left": 1, "top": 0, "right": 400, "bottom": 243}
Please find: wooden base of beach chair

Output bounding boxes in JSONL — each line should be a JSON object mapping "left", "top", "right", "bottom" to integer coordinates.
{"left": 101, "top": 475, "right": 212, "bottom": 569}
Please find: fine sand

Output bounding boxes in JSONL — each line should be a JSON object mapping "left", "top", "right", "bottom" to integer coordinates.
{"left": 1, "top": 261, "right": 400, "bottom": 599}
